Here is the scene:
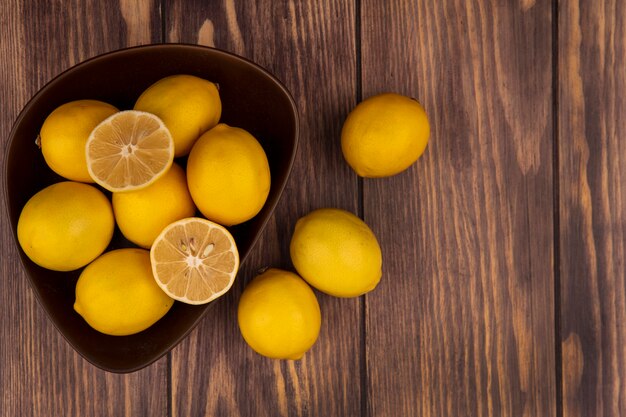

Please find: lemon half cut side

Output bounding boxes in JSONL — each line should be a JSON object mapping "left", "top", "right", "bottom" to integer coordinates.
{"left": 86, "top": 110, "right": 175, "bottom": 192}
{"left": 150, "top": 217, "right": 240, "bottom": 305}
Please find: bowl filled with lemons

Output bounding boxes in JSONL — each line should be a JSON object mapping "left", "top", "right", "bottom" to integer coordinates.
{"left": 4, "top": 44, "right": 299, "bottom": 372}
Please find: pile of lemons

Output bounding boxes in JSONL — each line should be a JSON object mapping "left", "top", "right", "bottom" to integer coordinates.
{"left": 18, "top": 72, "right": 430, "bottom": 361}
{"left": 18, "top": 75, "right": 267, "bottom": 335}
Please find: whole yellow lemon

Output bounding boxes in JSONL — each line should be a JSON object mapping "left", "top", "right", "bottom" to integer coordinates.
{"left": 112, "top": 163, "right": 196, "bottom": 248}
{"left": 40, "top": 100, "right": 118, "bottom": 182}
{"left": 290, "top": 208, "right": 382, "bottom": 297}
{"left": 134, "top": 74, "right": 221, "bottom": 156}
{"left": 187, "top": 124, "right": 270, "bottom": 226}
{"left": 74, "top": 248, "right": 174, "bottom": 336}
{"left": 17, "top": 181, "right": 114, "bottom": 271}
{"left": 238, "top": 268, "right": 321, "bottom": 359}
{"left": 341, "top": 93, "right": 430, "bottom": 177}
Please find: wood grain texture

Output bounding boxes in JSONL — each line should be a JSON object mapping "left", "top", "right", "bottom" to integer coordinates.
{"left": 559, "top": 1, "right": 626, "bottom": 416}
{"left": 165, "top": 1, "right": 362, "bottom": 416}
{"left": 361, "top": 1, "right": 556, "bottom": 416}
{"left": 0, "top": 1, "right": 166, "bottom": 416}
{"left": 3, "top": 0, "right": 626, "bottom": 415}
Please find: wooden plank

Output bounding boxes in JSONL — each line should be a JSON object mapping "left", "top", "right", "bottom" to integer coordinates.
{"left": 0, "top": 1, "right": 167, "bottom": 416}
{"left": 361, "top": 1, "right": 556, "bottom": 416}
{"left": 559, "top": 1, "right": 626, "bottom": 416}
{"left": 165, "top": 1, "right": 362, "bottom": 416}
{"left": 166, "top": 0, "right": 361, "bottom": 416}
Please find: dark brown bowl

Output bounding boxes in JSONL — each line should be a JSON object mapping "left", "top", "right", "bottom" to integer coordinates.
{"left": 3, "top": 44, "right": 299, "bottom": 373}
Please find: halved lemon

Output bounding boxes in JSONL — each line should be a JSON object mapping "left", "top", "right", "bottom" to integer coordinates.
{"left": 86, "top": 110, "right": 174, "bottom": 192}
{"left": 150, "top": 217, "right": 240, "bottom": 304}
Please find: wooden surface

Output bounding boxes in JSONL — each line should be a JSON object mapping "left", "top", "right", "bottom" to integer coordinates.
{"left": 559, "top": 1, "right": 626, "bottom": 416}
{"left": 362, "top": 1, "right": 555, "bottom": 416}
{"left": 0, "top": 1, "right": 624, "bottom": 416}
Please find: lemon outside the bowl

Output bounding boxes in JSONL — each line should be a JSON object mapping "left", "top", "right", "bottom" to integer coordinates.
{"left": 134, "top": 74, "right": 221, "bottom": 157}
{"left": 74, "top": 248, "right": 174, "bottom": 336}
{"left": 237, "top": 268, "right": 321, "bottom": 360}
{"left": 186, "top": 123, "right": 271, "bottom": 226}
{"left": 290, "top": 208, "right": 382, "bottom": 297}
{"left": 341, "top": 93, "right": 430, "bottom": 177}
{"left": 40, "top": 100, "right": 118, "bottom": 182}
{"left": 17, "top": 181, "right": 114, "bottom": 272}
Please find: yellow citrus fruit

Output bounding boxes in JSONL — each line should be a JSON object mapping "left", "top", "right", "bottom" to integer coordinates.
{"left": 74, "top": 248, "right": 174, "bottom": 336}
{"left": 134, "top": 74, "right": 221, "bottom": 157}
{"left": 341, "top": 93, "right": 430, "bottom": 177}
{"left": 85, "top": 110, "right": 174, "bottom": 192}
{"left": 290, "top": 208, "right": 382, "bottom": 297}
{"left": 112, "top": 163, "right": 196, "bottom": 248}
{"left": 186, "top": 124, "right": 270, "bottom": 226}
{"left": 237, "top": 268, "right": 321, "bottom": 360}
{"left": 150, "top": 217, "right": 239, "bottom": 304}
{"left": 40, "top": 100, "right": 118, "bottom": 182}
{"left": 17, "top": 181, "right": 114, "bottom": 271}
